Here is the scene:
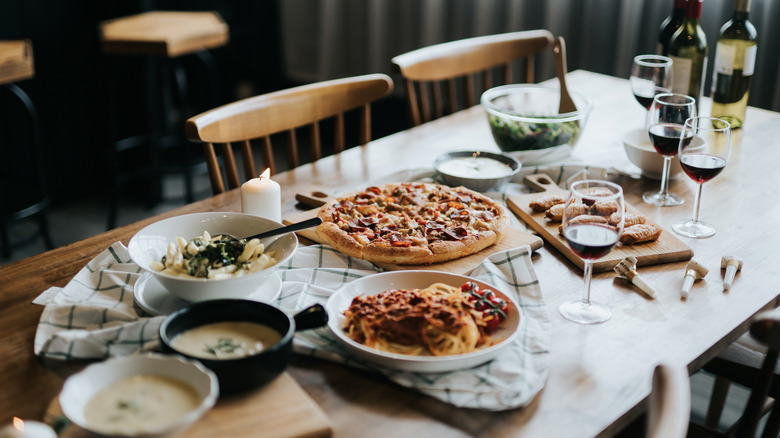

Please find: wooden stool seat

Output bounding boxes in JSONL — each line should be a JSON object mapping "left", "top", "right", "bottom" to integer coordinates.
{"left": 100, "top": 11, "right": 229, "bottom": 57}
{"left": 0, "top": 40, "right": 34, "bottom": 85}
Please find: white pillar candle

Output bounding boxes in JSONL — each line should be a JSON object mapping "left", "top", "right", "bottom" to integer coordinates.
{"left": 240, "top": 168, "right": 281, "bottom": 223}
{"left": 0, "top": 419, "right": 57, "bottom": 438}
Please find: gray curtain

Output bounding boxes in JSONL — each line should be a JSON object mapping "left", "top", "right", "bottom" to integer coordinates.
{"left": 280, "top": 0, "right": 779, "bottom": 112}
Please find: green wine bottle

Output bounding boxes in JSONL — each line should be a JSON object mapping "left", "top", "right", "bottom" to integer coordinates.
{"left": 668, "top": 0, "right": 707, "bottom": 111}
{"left": 657, "top": 0, "right": 687, "bottom": 56}
{"left": 711, "top": 0, "right": 757, "bottom": 129}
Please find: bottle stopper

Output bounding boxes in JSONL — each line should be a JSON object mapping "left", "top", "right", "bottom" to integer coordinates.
{"left": 721, "top": 256, "right": 743, "bottom": 291}
{"left": 614, "top": 256, "right": 657, "bottom": 299}
{"left": 681, "top": 260, "right": 709, "bottom": 299}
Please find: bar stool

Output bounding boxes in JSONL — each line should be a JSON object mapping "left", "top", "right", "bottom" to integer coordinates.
{"left": 99, "top": 11, "right": 229, "bottom": 229}
{"left": 0, "top": 40, "right": 54, "bottom": 258}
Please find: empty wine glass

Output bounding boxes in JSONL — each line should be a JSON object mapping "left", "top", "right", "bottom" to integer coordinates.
{"left": 672, "top": 117, "right": 732, "bottom": 238}
{"left": 643, "top": 93, "right": 697, "bottom": 207}
{"left": 630, "top": 55, "right": 673, "bottom": 111}
{"left": 559, "top": 180, "right": 625, "bottom": 324}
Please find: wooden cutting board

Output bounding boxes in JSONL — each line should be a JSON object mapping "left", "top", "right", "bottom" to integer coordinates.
{"left": 46, "top": 372, "right": 332, "bottom": 438}
{"left": 506, "top": 174, "right": 693, "bottom": 273}
{"left": 284, "top": 207, "right": 543, "bottom": 274}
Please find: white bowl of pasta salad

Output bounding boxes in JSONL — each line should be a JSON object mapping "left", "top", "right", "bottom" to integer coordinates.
{"left": 128, "top": 213, "right": 297, "bottom": 303}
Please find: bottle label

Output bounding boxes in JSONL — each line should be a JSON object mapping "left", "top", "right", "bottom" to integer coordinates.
{"left": 715, "top": 43, "right": 737, "bottom": 75}
{"left": 744, "top": 44, "right": 757, "bottom": 76}
{"left": 670, "top": 56, "right": 692, "bottom": 94}
{"left": 715, "top": 42, "right": 757, "bottom": 77}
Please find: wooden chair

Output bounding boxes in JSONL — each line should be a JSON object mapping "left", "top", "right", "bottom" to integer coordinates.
{"left": 647, "top": 363, "right": 691, "bottom": 438}
{"left": 391, "top": 29, "right": 554, "bottom": 126}
{"left": 185, "top": 74, "right": 394, "bottom": 194}
{"left": 615, "top": 362, "right": 691, "bottom": 438}
{"left": 691, "top": 307, "right": 780, "bottom": 438}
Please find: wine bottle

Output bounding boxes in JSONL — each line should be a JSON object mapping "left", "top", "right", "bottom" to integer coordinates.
{"left": 711, "top": 0, "right": 757, "bottom": 129}
{"left": 668, "top": 0, "right": 707, "bottom": 111}
{"left": 657, "top": 0, "right": 687, "bottom": 56}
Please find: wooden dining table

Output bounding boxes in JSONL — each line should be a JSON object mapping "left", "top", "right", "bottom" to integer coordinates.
{"left": 3, "top": 70, "right": 780, "bottom": 437}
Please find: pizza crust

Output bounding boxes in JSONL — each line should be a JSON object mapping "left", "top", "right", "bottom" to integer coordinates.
{"left": 315, "top": 222, "right": 364, "bottom": 259}
{"left": 363, "top": 244, "right": 434, "bottom": 265}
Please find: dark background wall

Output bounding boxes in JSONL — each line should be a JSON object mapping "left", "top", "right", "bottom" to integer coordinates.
{"left": 0, "top": 1, "right": 298, "bottom": 206}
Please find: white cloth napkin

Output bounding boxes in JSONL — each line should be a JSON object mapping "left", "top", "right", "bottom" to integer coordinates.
{"left": 34, "top": 242, "right": 551, "bottom": 411}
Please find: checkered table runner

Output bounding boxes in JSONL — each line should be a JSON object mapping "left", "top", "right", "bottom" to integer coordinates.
{"left": 34, "top": 241, "right": 550, "bottom": 411}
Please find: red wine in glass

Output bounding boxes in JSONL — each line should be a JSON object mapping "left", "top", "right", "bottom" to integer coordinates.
{"left": 672, "top": 116, "right": 732, "bottom": 238}
{"left": 648, "top": 123, "right": 693, "bottom": 156}
{"left": 563, "top": 224, "right": 619, "bottom": 260}
{"left": 633, "top": 86, "right": 670, "bottom": 110}
{"left": 680, "top": 154, "right": 727, "bottom": 183}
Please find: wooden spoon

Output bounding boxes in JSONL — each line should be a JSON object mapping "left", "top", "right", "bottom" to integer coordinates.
{"left": 552, "top": 36, "right": 578, "bottom": 114}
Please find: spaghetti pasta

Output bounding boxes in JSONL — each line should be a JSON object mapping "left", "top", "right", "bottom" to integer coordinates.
{"left": 343, "top": 281, "right": 510, "bottom": 356}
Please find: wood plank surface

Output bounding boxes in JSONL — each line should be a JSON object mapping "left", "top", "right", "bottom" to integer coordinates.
{"left": 5, "top": 71, "right": 780, "bottom": 438}
{"left": 283, "top": 207, "right": 543, "bottom": 274}
{"left": 507, "top": 174, "right": 693, "bottom": 272}
{"left": 45, "top": 373, "right": 332, "bottom": 438}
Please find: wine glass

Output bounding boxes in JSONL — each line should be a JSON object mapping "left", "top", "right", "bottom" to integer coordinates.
{"left": 559, "top": 180, "right": 625, "bottom": 324}
{"left": 672, "top": 117, "right": 732, "bottom": 238}
{"left": 642, "top": 93, "right": 697, "bottom": 207}
{"left": 630, "top": 55, "right": 673, "bottom": 111}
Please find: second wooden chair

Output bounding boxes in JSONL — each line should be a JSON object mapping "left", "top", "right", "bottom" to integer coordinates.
{"left": 391, "top": 29, "right": 554, "bottom": 126}
{"left": 185, "top": 74, "right": 393, "bottom": 194}
{"left": 691, "top": 306, "right": 780, "bottom": 438}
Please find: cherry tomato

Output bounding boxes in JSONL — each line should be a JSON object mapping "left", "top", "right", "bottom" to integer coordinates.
{"left": 461, "top": 282, "right": 509, "bottom": 333}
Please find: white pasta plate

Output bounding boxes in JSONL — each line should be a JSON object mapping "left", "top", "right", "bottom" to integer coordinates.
{"left": 326, "top": 270, "right": 521, "bottom": 373}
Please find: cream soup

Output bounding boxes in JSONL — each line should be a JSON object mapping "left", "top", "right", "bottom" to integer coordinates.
{"left": 438, "top": 156, "right": 515, "bottom": 179}
{"left": 171, "top": 321, "right": 282, "bottom": 359}
{"left": 84, "top": 375, "right": 199, "bottom": 435}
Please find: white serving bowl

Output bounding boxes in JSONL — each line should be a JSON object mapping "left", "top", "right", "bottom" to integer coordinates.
{"left": 60, "top": 354, "right": 218, "bottom": 438}
{"left": 128, "top": 212, "right": 297, "bottom": 303}
{"left": 433, "top": 150, "right": 521, "bottom": 192}
{"left": 622, "top": 127, "right": 704, "bottom": 180}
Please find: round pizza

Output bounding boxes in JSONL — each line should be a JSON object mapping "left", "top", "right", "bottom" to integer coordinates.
{"left": 315, "top": 182, "right": 510, "bottom": 265}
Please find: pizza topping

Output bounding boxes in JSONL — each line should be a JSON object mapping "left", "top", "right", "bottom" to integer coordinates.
{"left": 356, "top": 205, "right": 379, "bottom": 216}
{"left": 444, "top": 227, "right": 469, "bottom": 240}
{"left": 474, "top": 211, "right": 495, "bottom": 221}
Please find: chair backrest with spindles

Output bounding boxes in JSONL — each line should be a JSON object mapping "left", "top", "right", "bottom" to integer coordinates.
{"left": 185, "top": 73, "right": 393, "bottom": 194}
{"left": 391, "top": 30, "right": 554, "bottom": 126}
{"left": 734, "top": 307, "right": 780, "bottom": 438}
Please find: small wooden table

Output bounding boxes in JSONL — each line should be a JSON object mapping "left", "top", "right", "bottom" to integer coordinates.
{"left": 2, "top": 70, "right": 779, "bottom": 437}
{"left": 99, "top": 11, "right": 229, "bottom": 58}
{"left": 0, "top": 40, "right": 34, "bottom": 85}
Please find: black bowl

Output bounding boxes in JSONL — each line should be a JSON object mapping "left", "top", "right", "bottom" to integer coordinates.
{"left": 159, "top": 299, "right": 327, "bottom": 395}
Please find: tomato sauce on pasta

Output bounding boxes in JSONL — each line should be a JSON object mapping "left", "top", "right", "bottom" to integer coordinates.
{"left": 343, "top": 281, "right": 510, "bottom": 356}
